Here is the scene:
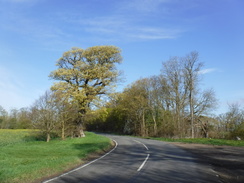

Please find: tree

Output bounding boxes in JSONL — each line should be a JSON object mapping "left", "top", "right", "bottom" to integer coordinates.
{"left": 225, "top": 103, "right": 244, "bottom": 132}
{"left": 8, "top": 108, "right": 18, "bottom": 129}
{"left": 161, "top": 56, "right": 188, "bottom": 137}
{"left": 161, "top": 51, "right": 217, "bottom": 138}
{"left": 49, "top": 46, "right": 122, "bottom": 137}
{"left": 121, "top": 79, "right": 150, "bottom": 136}
{"left": 216, "top": 103, "right": 244, "bottom": 139}
{"left": 52, "top": 91, "right": 79, "bottom": 139}
{"left": 16, "top": 108, "right": 32, "bottom": 129}
{"left": 31, "top": 90, "right": 58, "bottom": 142}
{"left": 183, "top": 51, "right": 203, "bottom": 138}
{"left": 0, "top": 105, "right": 8, "bottom": 128}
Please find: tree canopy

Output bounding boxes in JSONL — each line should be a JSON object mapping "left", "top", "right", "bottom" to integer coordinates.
{"left": 49, "top": 46, "right": 122, "bottom": 137}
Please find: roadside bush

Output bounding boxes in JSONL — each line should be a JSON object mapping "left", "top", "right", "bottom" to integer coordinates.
{"left": 23, "top": 131, "right": 59, "bottom": 142}
{"left": 229, "top": 124, "right": 244, "bottom": 140}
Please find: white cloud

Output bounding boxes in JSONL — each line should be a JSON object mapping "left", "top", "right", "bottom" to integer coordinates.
{"left": 1, "top": 0, "right": 39, "bottom": 3}
{"left": 129, "top": 27, "right": 182, "bottom": 40}
{"left": 82, "top": 16, "right": 182, "bottom": 41}
{"left": 0, "top": 0, "right": 185, "bottom": 46}
{"left": 119, "top": 0, "right": 170, "bottom": 13}
{"left": 198, "top": 68, "right": 216, "bottom": 75}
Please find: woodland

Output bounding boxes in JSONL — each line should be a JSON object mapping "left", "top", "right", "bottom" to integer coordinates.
{"left": 0, "top": 46, "right": 243, "bottom": 141}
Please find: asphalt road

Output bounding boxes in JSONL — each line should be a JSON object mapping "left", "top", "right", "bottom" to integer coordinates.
{"left": 43, "top": 134, "right": 221, "bottom": 183}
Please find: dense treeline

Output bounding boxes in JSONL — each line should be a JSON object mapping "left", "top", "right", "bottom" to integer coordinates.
{"left": 86, "top": 52, "right": 216, "bottom": 138}
{"left": 0, "top": 106, "right": 32, "bottom": 129}
{"left": 86, "top": 52, "right": 244, "bottom": 139}
{"left": 0, "top": 49, "right": 243, "bottom": 141}
{"left": 85, "top": 83, "right": 244, "bottom": 139}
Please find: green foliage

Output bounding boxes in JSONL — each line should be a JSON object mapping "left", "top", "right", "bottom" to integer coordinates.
{"left": 87, "top": 52, "right": 217, "bottom": 138}
{"left": 0, "top": 107, "right": 32, "bottom": 129}
{"left": 49, "top": 46, "right": 122, "bottom": 114}
{"left": 86, "top": 106, "right": 126, "bottom": 133}
{"left": 229, "top": 122, "right": 244, "bottom": 140}
{"left": 0, "top": 129, "right": 112, "bottom": 183}
{"left": 49, "top": 46, "right": 122, "bottom": 137}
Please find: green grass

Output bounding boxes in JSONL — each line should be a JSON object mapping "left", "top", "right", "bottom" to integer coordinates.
{"left": 0, "top": 129, "right": 35, "bottom": 146}
{"left": 0, "top": 129, "right": 112, "bottom": 183}
{"left": 147, "top": 137, "right": 244, "bottom": 146}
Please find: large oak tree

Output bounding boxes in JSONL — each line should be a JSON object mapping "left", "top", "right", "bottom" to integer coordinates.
{"left": 49, "top": 46, "right": 122, "bottom": 137}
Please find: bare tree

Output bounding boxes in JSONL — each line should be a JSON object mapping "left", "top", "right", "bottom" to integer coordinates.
{"left": 161, "top": 57, "right": 188, "bottom": 137}
{"left": 0, "top": 105, "right": 8, "bottom": 129}
{"left": 161, "top": 51, "right": 216, "bottom": 138}
{"left": 183, "top": 51, "right": 203, "bottom": 138}
{"left": 31, "top": 90, "right": 58, "bottom": 142}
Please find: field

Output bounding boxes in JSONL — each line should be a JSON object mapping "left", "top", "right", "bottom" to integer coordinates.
{"left": 0, "top": 129, "right": 113, "bottom": 183}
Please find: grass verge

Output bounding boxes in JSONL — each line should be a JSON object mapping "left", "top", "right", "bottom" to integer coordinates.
{"left": 0, "top": 130, "right": 113, "bottom": 183}
{"left": 146, "top": 137, "right": 244, "bottom": 146}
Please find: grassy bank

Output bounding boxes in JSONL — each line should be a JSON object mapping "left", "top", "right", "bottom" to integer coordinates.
{"left": 148, "top": 137, "right": 244, "bottom": 146}
{"left": 0, "top": 129, "right": 112, "bottom": 183}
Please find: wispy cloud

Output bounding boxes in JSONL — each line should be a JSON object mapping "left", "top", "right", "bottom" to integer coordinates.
{"left": 128, "top": 27, "right": 182, "bottom": 40}
{"left": 198, "top": 68, "right": 217, "bottom": 75}
{"left": 1, "top": 0, "right": 39, "bottom": 3}
{"left": 119, "top": 0, "right": 170, "bottom": 14}
{"left": 0, "top": 0, "right": 185, "bottom": 47}
{"left": 81, "top": 16, "right": 182, "bottom": 41}
{"left": 0, "top": 7, "right": 73, "bottom": 50}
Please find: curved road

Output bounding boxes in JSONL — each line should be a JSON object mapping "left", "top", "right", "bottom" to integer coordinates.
{"left": 43, "top": 134, "right": 221, "bottom": 183}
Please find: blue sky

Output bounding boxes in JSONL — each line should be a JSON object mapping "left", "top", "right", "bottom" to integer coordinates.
{"left": 0, "top": 0, "right": 243, "bottom": 115}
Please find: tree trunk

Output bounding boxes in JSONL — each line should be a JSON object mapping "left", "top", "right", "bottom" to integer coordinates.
{"left": 77, "top": 109, "right": 86, "bottom": 138}
{"left": 141, "top": 109, "right": 146, "bottom": 137}
{"left": 61, "top": 120, "right": 65, "bottom": 140}
{"left": 190, "top": 89, "right": 194, "bottom": 138}
{"left": 152, "top": 112, "right": 157, "bottom": 136}
{"left": 77, "top": 123, "right": 85, "bottom": 137}
{"left": 46, "top": 132, "right": 51, "bottom": 142}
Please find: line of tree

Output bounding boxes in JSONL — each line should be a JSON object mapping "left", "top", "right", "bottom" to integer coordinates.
{"left": 85, "top": 51, "right": 244, "bottom": 139}
{"left": 1, "top": 45, "right": 122, "bottom": 142}
{"left": 0, "top": 47, "right": 243, "bottom": 141}
{"left": 86, "top": 52, "right": 217, "bottom": 138}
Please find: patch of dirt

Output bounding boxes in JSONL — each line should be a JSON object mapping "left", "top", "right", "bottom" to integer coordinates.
{"left": 171, "top": 142, "right": 244, "bottom": 183}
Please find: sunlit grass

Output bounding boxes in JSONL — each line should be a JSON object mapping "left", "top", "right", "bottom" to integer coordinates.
{"left": 149, "top": 137, "right": 244, "bottom": 146}
{"left": 0, "top": 129, "right": 35, "bottom": 146}
{"left": 0, "top": 130, "right": 112, "bottom": 183}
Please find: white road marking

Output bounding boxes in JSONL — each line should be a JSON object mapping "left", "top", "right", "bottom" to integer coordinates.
{"left": 133, "top": 140, "right": 150, "bottom": 171}
{"left": 43, "top": 140, "right": 118, "bottom": 183}
{"left": 137, "top": 154, "right": 150, "bottom": 171}
{"left": 133, "top": 140, "right": 149, "bottom": 150}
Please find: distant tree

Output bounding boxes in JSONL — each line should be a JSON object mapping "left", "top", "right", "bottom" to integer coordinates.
{"left": 8, "top": 108, "right": 18, "bottom": 129}
{"left": 216, "top": 103, "right": 244, "bottom": 139}
{"left": 0, "top": 105, "right": 8, "bottom": 129}
{"left": 161, "top": 56, "right": 188, "bottom": 137}
{"left": 52, "top": 91, "right": 79, "bottom": 139}
{"left": 225, "top": 103, "right": 244, "bottom": 132}
{"left": 183, "top": 51, "right": 204, "bottom": 138}
{"left": 85, "top": 51, "right": 217, "bottom": 139}
{"left": 31, "top": 90, "right": 58, "bottom": 142}
{"left": 16, "top": 108, "right": 32, "bottom": 129}
{"left": 161, "top": 51, "right": 217, "bottom": 138}
{"left": 49, "top": 46, "right": 122, "bottom": 137}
